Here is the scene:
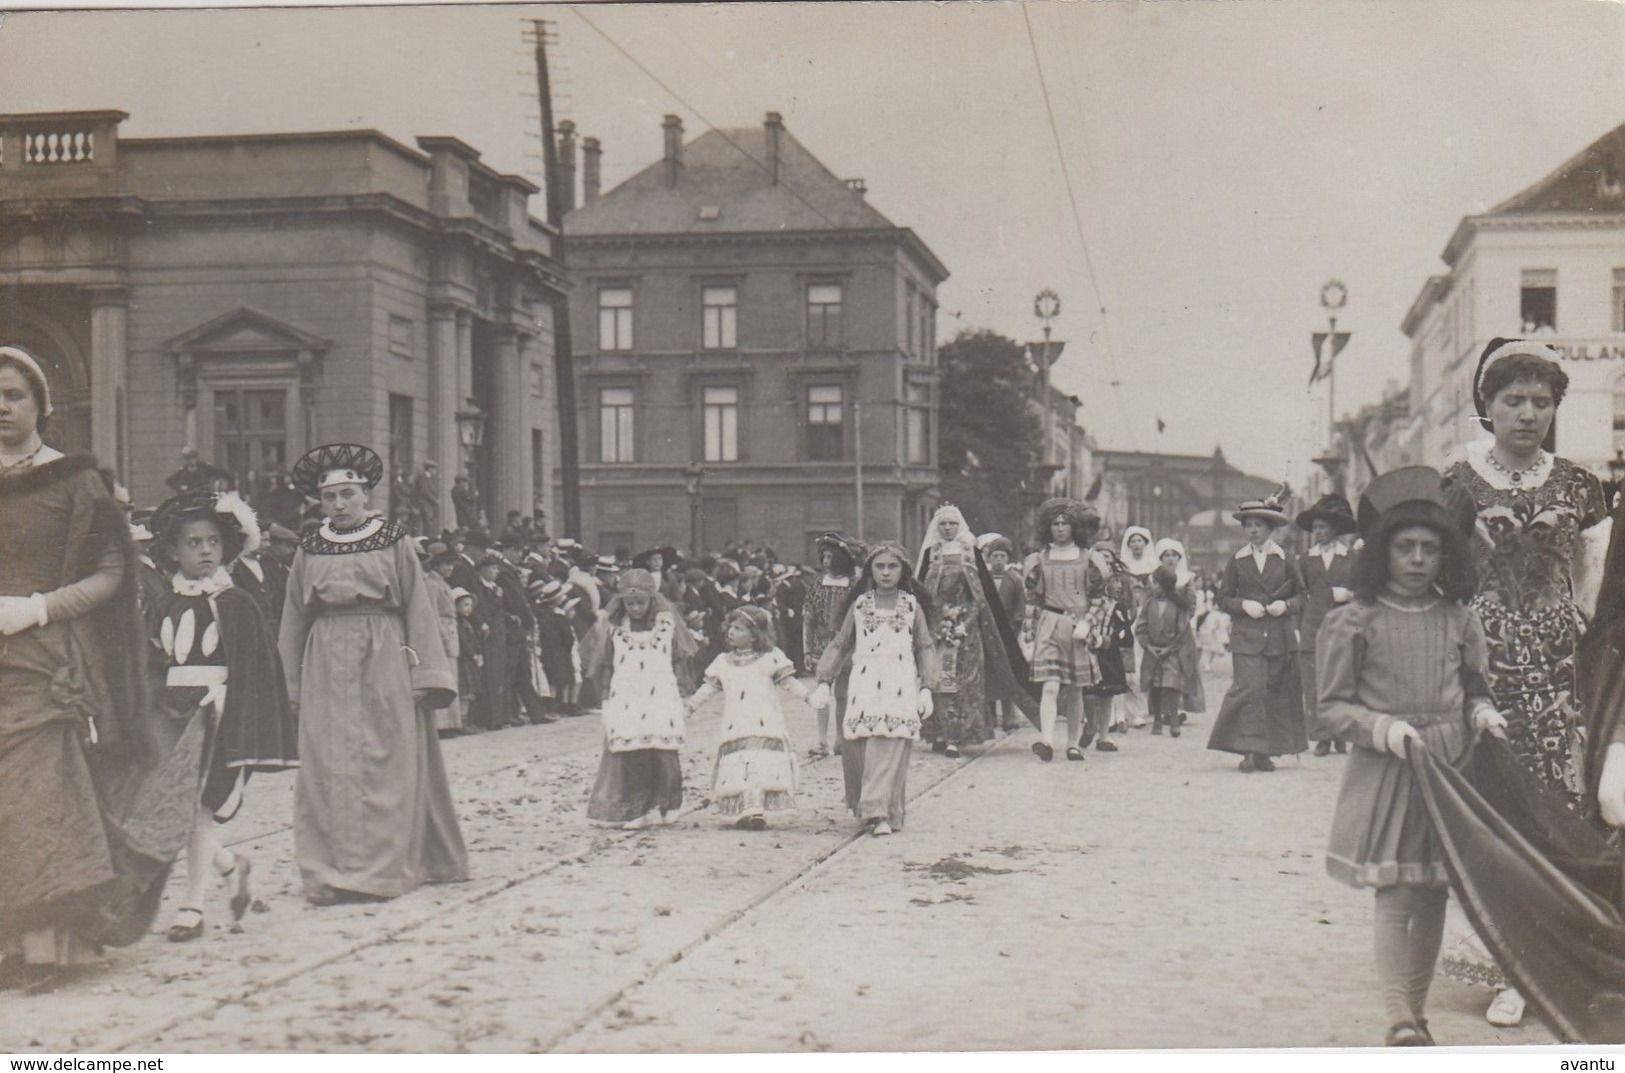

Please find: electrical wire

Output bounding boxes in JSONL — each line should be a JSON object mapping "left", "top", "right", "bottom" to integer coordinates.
{"left": 1019, "top": 2, "right": 1143, "bottom": 449}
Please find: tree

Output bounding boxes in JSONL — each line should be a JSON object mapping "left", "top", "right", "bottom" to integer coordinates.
{"left": 936, "top": 328, "right": 1043, "bottom": 539}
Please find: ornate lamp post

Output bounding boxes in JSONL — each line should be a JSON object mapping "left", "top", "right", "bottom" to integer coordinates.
{"left": 454, "top": 400, "right": 486, "bottom": 481}
{"left": 684, "top": 461, "right": 706, "bottom": 558}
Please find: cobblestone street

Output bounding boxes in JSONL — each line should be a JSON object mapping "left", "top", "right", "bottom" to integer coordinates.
{"left": 2, "top": 668, "right": 1553, "bottom": 1053}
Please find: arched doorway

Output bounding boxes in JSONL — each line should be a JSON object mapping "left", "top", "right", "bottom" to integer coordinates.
{"left": 0, "top": 299, "right": 92, "bottom": 455}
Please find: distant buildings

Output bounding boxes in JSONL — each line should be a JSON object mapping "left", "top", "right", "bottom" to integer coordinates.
{"left": 1393, "top": 121, "right": 1625, "bottom": 481}
{"left": 561, "top": 113, "right": 948, "bottom": 561}
{"left": 1093, "top": 447, "right": 1281, "bottom": 575}
{"left": 0, "top": 110, "right": 565, "bottom": 526}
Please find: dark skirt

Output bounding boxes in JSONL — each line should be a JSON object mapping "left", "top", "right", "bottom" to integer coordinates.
{"left": 587, "top": 747, "right": 683, "bottom": 823}
{"left": 1081, "top": 645, "right": 1129, "bottom": 698}
{"left": 1207, "top": 651, "right": 1306, "bottom": 757}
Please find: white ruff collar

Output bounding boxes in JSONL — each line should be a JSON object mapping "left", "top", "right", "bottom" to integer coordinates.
{"left": 320, "top": 516, "right": 384, "bottom": 544}
{"left": 172, "top": 567, "right": 234, "bottom": 597}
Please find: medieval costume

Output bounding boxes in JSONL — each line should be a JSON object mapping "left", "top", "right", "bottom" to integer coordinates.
{"left": 1024, "top": 498, "right": 1112, "bottom": 760}
{"left": 803, "top": 532, "right": 863, "bottom": 758}
{"left": 581, "top": 569, "right": 699, "bottom": 828}
{"left": 1207, "top": 492, "right": 1307, "bottom": 770}
{"left": 278, "top": 443, "right": 467, "bottom": 904}
{"left": 915, "top": 505, "right": 1036, "bottom": 754}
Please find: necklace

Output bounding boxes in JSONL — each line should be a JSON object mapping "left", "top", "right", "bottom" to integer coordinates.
{"left": 1485, "top": 447, "right": 1546, "bottom": 486}
{"left": 0, "top": 439, "right": 45, "bottom": 474}
{"left": 319, "top": 516, "right": 384, "bottom": 544}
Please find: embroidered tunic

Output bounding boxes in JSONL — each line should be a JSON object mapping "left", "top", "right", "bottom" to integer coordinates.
{"left": 824, "top": 591, "right": 936, "bottom": 741}
{"left": 601, "top": 612, "right": 687, "bottom": 752}
{"left": 707, "top": 648, "right": 799, "bottom": 815}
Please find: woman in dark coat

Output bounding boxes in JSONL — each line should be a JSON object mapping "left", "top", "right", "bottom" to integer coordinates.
{"left": 1206, "top": 491, "right": 1307, "bottom": 771}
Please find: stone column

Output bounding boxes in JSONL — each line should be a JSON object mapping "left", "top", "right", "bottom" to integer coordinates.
{"left": 490, "top": 325, "right": 527, "bottom": 527}
{"left": 87, "top": 285, "right": 129, "bottom": 478}
{"left": 428, "top": 302, "right": 461, "bottom": 528}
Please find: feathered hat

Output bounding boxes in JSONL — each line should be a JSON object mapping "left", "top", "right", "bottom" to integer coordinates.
{"left": 151, "top": 489, "right": 261, "bottom": 568}
{"left": 1294, "top": 492, "right": 1358, "bottom": 536}
{"left": 1233, "top": 485, "right": 1292, "bottom": 527}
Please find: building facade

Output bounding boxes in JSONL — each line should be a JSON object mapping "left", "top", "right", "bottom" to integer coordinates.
{"left": 1094, "top": 447, "right": 1282, "bottom": 576}
{"left": 1400, "top": 121, "right": 1625, "bottom": 477}
{"left": 0, "top": 110, "right": 566, "bottom": 527}
{"left": 562, "top": 113, "right": 948, "bottom": 562}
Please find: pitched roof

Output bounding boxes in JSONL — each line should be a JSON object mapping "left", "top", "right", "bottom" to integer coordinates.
{"left": 1485, "top": 121, "right": 1625, "bottom": 216}
{"left": 564, "top": 124, "right": 897, "bottom": 236}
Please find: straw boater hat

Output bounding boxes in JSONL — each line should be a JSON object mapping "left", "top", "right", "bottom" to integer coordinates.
{"left": 1294, "top": 492, "right": 1358, "bottom": 536}
{"left": 290, "top": 443, "right": 385, "bottom": 496}
{"left": 595, "top": 554, "right": 619, "bottom": 573}
{"left": 1232, "top": 487, "right": 1291, "bottom": 527}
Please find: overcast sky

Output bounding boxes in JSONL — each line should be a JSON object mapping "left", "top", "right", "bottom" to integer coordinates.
{"left": 4, "top": 0, "right": 1624, "bottom": 484}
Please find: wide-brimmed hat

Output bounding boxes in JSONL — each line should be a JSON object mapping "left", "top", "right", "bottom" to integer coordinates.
{"left": 1294, "top": 493, "right": 1358, "bottom": 536}
{"left": 151, "top": 489, "right": 260, "bottom": 567}
{"left": 1356, "top": 466, "right": 1475, "bottom": 540}
{"left": 595, "top": 554, "right": 619, "bottom": 572}
{"left": 1233, "top": 488, "right": 1291, "bottom": 527}
{"left": 632, "top": 546, "right": 678, "bottom": 570}
{"left": 291, "top": 443, "right": 384, "bottom": 495}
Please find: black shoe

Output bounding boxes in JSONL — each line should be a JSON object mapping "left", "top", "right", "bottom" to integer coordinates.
{"left": 166, "top": 908, "right": 204, "bottom": 943}
{"left": 945, "top": 744, "right": 961, "bottom": 758}
{"left": 1335, "top": 740, "right": 1348, "bottom": 754}
{"left": 1386, "top": 1022, "right": 1429, "bottom": 1047}
{"left": 932, "top": 740, "right": 948, "bottom": 754}
{"left": 1065, "top": 746, "right": 1085, "bottom": 761}
{"left": 1076, "top": 730, "right": 1095, "bottom": 750}
{"left": 1169, "top": 722, "right": 1181, "bottom": 738}
{"left": 1032, "top": 742, "right": 1054, "bottom": 763}
{"left": 1314, "top": 740, "right": 1332, "bottom": 757}
{"left": 1096, "top": 739, "right": 1118, "bottom": 753}
{"left": 1238, "top": 754, "right": 1257, "bottom": 772}
{"left": 1254, "top": 754, "right": 1276, "bottom": 772}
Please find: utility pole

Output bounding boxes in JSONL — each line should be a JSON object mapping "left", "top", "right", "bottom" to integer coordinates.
{"left": 530, "top": 18, "right": 582, "bottom": 538}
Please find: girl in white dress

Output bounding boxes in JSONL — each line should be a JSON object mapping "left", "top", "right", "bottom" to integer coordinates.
{"left": 687, "top": 606, "right": 810, "bottom": 829}
{"left": 812, "top": 544, "right": 941, "bottom": 836}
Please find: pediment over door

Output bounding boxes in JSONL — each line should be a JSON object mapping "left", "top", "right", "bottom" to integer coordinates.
{"left": 164, "top": 307, "right": 331, "bottom": 406}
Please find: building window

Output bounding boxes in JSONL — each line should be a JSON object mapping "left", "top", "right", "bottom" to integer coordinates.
{"left": 807, "top": 384, "right": 844, "bottom": 461}
{"left": 598, "top": 286, "right": 634, "bottom": 351}
{"left": 703, "top": 385, "right": 740, "bottom": 462}
{"left": 905, "top": 285, "right": 917, "bottom": 356}
{"left": 919, "top": 300, "right": 933, "bottom": 363}
{"left": 388, "top": 393, "right": 414, "bottom": 476}
{"left": 702, "top": 285, "right": 738, "bottom": 350}
{"left": 214, "top": 388, "right": 288, "bottom": 492}
{"left": 1614, "top": 269, "right": 1625, "bottom": 333}
{"left": 599, "top": 386, "right": 635, "bottom": 463}
{"left": 1520, "top": 269, "right": 1557, "bottom": 333}
{"left": 389, "top": 315, "right": 414, "bottom": 359}
{"left": 905, "top": 381, "right": 931, "bottom": 465}
{"left": 807, "top": 283, "right": 843, "bottom": 347}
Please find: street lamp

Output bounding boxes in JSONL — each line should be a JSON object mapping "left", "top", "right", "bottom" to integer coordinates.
{"left": 684, "top": 461, "right": 706, "bottom": 558}
{"left": 1034, "top": 289, "right": 1061, "bottom": 469}
{"left": 455, "top": 399, "right": 485, "bottom": 474}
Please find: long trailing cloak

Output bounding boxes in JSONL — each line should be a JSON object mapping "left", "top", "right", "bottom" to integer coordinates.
{"left": 1412, "top": 737, "right": 1625, "bottom": 1043}
{"left": 916, "top": 545, "right": 1040, "bottom": 728}
{"left": 206, "top": 586, "right": 297, "bottom": 810}
{"left": 1580, "top": 496, "right": 1625, "bottom": 812}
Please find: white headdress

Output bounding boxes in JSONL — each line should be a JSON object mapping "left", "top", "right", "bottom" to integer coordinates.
{"left": 917, "top": 503, "right": 976, "bottom": 573}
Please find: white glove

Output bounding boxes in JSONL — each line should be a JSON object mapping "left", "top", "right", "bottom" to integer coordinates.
{"left": 201, "top": 683, "right": 229, "bottom": 715}
{"left": 1384, "top": 719, "right": 1422, "bottom": 758}
{"left": 1599, "top": 742, "right": 1625, "bottom": 828}
{"left": 1471, "top": 706, "right": 1509, "bottom": 739}
{"left": 809, "top": 683, "right": 832, "bottom": 711}
{"left": 917, "top": 689, "right": 934, "bottom": 718}
{"left": 1266, "top": 600, "right": 1287, "bottom": 618}
{"left": 0, "top": 594, "right": 47, "bottom": 637}
{"left": 1242, "top": 600, "right": 1266, "bottom": 620}
{"left": 1330, "top": 586, "right": 1353, "bottom": 604}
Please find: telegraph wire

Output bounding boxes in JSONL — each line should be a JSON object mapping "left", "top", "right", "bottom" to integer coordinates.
{"left": 1020, "top": 2, "right": 1143, "bottom": 450}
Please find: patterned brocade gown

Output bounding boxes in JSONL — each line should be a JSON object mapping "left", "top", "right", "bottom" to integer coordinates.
{"left": 1443, "top": 448, "right": 1609, "bottom": 805}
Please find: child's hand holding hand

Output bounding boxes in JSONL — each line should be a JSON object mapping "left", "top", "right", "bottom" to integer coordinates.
{"left": 809, "top": 683, "right": 832, "bottom": 711}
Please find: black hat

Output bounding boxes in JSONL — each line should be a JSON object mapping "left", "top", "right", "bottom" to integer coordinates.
{"left": 1356, "top": 466, "right": 1475, "bottom": 540}
{"left": 1294, "top": 493, "right": 1358, "bottom": 536}
{"left": 152, "top": 489, "right": 260, "bottom": 568}
{"left": 632, "top": 546, "right": 678, "bottom": 570}
{"left": 291, "top": 443, "right": 385, "bottom": 496}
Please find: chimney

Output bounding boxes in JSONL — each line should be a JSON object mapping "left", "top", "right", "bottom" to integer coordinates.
{"left": 557, "top": 119, "right": 577, "bottom": 215}
{"left": 764, "top": 110, "right": 783, "bottom": 185}
{"left": 582, "top": 136, "right": 602, "bottom": 204}
{"left": 662, "top": 114, "right": 683, "bottom": 188}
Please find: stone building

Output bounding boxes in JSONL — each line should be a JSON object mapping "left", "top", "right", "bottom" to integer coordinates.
{"left": 0, "top": 110, "right": 566, "bottom": 527}
{"left": 561, "top": 112, "right": 948, "bottom": 561}
{"left": 1399, "top": 120, "right": 1625, "bottom": 477}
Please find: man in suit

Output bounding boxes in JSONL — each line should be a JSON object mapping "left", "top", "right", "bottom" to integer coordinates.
{"left": 1293, "top": 493, "right": 1360, "bottom": 756}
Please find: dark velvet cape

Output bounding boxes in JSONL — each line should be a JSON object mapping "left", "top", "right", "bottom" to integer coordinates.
{"left": 916, "top": 545, "right": 1041, "bottom": 728}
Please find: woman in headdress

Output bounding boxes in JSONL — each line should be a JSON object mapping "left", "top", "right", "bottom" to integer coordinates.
{"left": 580, "top": 567, "right": 699, "bottom": 829}
{"left": 277, "top": 443, "right": 467, "bottom": 904}
{"left": 915, "top": 505, "right": 1036, "bottom": 756}
{"left": 1438, "top": 339, "right": 1612, "bottom": 1026}
{"left": 802, "top": 532, "right": 864, "bottom": 758}
{"left": 0, "top": 346, "right": 192, "bottom": 990}
{"left": 812, "top": 544, "right": 940, "bottom": 835}
{"left": 1206, "top": 490, "right": 1307, "bottom": 772}
{"left": 1294, "top": 493, "right": 1360, "bottom": 757}
{"left": 148, "top": 489, "right": 296, "bottom": 941}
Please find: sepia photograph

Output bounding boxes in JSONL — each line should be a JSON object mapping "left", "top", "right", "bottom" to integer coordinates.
{"left": 1, "top": 0, "right": 1624, "bottom": 1056}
